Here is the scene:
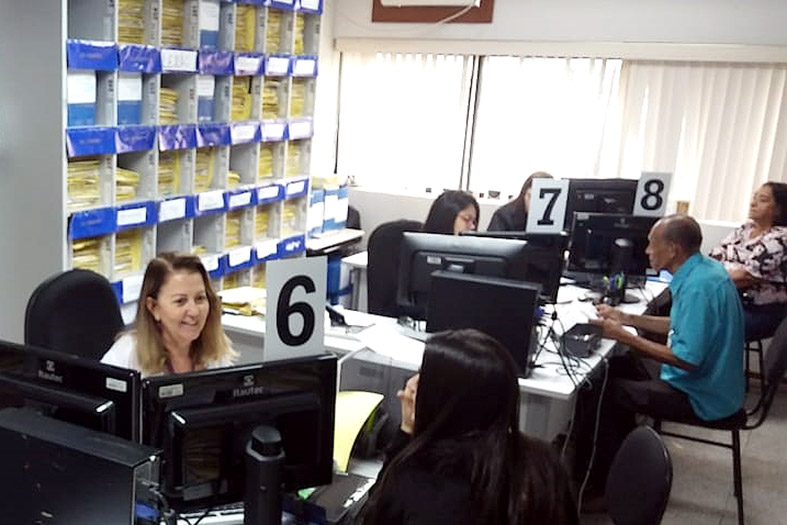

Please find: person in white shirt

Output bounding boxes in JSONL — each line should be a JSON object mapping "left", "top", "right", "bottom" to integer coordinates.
{"left": 102, "top": 252, "right": 237, "bottom": 377}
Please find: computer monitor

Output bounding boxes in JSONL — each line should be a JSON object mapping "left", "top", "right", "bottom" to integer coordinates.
{"left": 564, "top": 178, "right": 638, "bottom": 230}
{"left": 141, "top": 354, "right": 337, "bottom": 517}
{"left": 567, "top": 212, "right": 658, "bottom": 284}
{"left": 426, "top": 271, "right": 541, "bottom": 377}
{"left": 462, "top": 230, "right": 570, "bottom": 251}
{"left": 397, "top": 232, "right": 564, "bottom": 319}
{"left": 0, "top": 339, "right": 141, "bottom": 441}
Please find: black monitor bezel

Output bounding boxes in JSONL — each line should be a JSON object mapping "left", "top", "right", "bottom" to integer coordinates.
{"left": 0, "top": 339, "right": 140, "bottom": 441}
{"left": 564, "top": 178, "right": 639, "bottom": 230}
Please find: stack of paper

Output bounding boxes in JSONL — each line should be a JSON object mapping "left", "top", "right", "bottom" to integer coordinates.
{"left": 253, "top": 264, "right": 266, "bottom": 288}
{"left": 290, "top": 79, "right": 306, "bottom": 117}
{"left": 232, "top": 76, "right": 252, "bottom": 121}
{"left": 115, "top": 229, "right": 142, "bottom": 276}
{"left": 116, "top": 166, "right": 140, "bottom": 203}
{"left": 159, "top": 87, "right": 179, "bottom": 124}
{"left": 262, "top": 79, "right": 280, "bottom": 119}
{"left": 258, "top": 144, "right": 274, "bottom": 180}
{"left": 234, "top": 3, "right": 256, "bottom": 52}
{"left": 218, "top": 285, "right": 267, "bottom": 315}
{"left": 255, "top": 207, "right": 270, "bottom": 239}
{"left": 118, "top": 0, "right": 145, "bottom": 45}
{"left": 161, "top": 0, "right": 184, "bottom": 48}
{"left": 227, "top": 170, "right": 241, "bottom": 188}
{"left": 194, "top": 148, "right": 213, "bottom": 192}
{"left": 281, "top": 201, "right": 298, "bottom": 236}
{"left": 157, "top": 150, "right": 179, "bottom": 197}
{"left": 72, "top": 238, "right": 102, "bottom": 273}
{"left": 286, "top": 140, "right": 301, "bottom": 178}
{"left": 266, "top": 9, "right": 281, "bottom": 52}
{"left": 225, "top": 210, "right": 242, "bottom": 249}
{"left": 67, "top": 158, "right": 101, "bottom": 210}
{"left": 294, "top": 12, "right": 305, "bottom": 55}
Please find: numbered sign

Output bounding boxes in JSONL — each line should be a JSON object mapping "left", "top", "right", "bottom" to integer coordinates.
{"left": 526, "top": 178, "right": 570, "bottom": 233}
{"left": 634, "top": 172, "right": 673, "bottom": 217}
{"left": 265, "top": 257, "right": 327, "bottom": 361}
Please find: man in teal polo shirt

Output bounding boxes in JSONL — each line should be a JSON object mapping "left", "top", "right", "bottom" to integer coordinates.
{"left": 578, "top": 213, "right": 744, "bottom": 505}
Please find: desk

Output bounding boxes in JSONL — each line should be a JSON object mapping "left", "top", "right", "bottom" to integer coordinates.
{"left": 221, "top": 281, "right": 665, "bottom": 442}
{"left": 305, "top": 228, "right": 364, "bottom": 256}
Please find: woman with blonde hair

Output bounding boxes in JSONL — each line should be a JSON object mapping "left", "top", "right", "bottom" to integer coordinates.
{"left": 102, "top": 252, "right": 236, "bottom": 376}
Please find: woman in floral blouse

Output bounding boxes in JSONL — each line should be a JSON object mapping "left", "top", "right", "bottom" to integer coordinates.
{"left": 710, "top": 182, "right": 787, "bottom": 339}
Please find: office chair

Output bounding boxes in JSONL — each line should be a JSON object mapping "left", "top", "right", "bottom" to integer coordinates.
{"left": 605, "top": 426, "right": 672, "bottom": 525}
{"left": 367, "top": 219, "right": 423, "bottom": 318}
{"left": 25, "top": 269, "right": 125, "bottom": 361}
{"left": 654, "top": 315, "right": 787, "bottom": 525}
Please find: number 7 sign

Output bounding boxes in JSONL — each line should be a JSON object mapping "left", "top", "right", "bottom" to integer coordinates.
{"left": 634, "top": 172, "right": 673, "bottom": 217}
{"left": 526, "top": 179, "right": 570, "bottom": 233}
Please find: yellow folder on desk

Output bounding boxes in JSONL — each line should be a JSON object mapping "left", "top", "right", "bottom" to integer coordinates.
{"left": 218, "top": 286, "right": 266, "bottom": 316}
{"left": 334, "top": 391, "right": 384, "bottom": 473}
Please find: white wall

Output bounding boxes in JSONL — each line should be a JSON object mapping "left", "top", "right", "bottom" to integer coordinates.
{"left": 334, "top": 0, "right": 787, "bottom": 48}
{"left": 310, "top": 0, "right": 340, "bottom": 178}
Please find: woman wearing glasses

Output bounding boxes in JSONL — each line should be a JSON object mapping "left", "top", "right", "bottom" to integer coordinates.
{"left": 422, "top": 190, "right": 479, "bottom": 235}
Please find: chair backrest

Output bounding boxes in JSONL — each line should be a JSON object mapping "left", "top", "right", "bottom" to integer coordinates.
{"left": 606, "top": 425, "right": 672, "bottom": 525}
{"left": 752, "top": 315, "right": 787, "bottom": 426}
{"left": 24, "top": 269, "right": 125, "bottom": 361}
{"left": 367, "top": 219, "right": 423, "bottom": 317}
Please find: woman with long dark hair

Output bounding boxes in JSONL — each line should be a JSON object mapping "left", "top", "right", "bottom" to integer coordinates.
{"left": 361, "top": 329, "right": 577, "bottom": 525}
{"left": 422, "top": 190, "right": 479, "bottom": 235}
{"left": 488, "top": 171, "right": 553, "bottom": 231}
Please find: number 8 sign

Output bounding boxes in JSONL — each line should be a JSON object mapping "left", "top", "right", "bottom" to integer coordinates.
{"left": 634, "top": 172, "right": 673, "bottom": 217}
{"left": 265, "top": 256, "right": 327, "bottom": 361}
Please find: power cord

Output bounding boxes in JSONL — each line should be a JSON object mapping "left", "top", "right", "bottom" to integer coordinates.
{"left": 576, "top": 355, "right": 610, "bottom": 517}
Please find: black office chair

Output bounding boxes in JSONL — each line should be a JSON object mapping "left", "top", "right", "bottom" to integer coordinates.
{"left": 367, "top": 219, "right": 423, "bottom": 318}
{"left": 25, "top": 269, "right": 125, "bottom": 361}
{"left": 654, "top": 315, "right": 787, "bottom": 525}
{"left": 605, "top": 425, "right": 672, "bottom": 525}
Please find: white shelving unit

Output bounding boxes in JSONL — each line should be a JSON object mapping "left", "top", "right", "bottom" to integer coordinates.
{"left": 0, "top": 0, "right": 323, "bottom": 336}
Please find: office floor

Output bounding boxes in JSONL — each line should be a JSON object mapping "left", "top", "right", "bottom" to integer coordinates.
{"left": 581, "top": 386, "right": 787, "bottom": 525}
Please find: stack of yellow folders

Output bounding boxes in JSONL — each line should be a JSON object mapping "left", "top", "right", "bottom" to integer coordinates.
{"left": 225, "top": 210, "right": 242, "bottom": 249}
{"left": 253, "top": 264, "right": 266, "bottom": 289}
{"left": 115, "top": 229, "right": 142, "bottom": 276}
{"left": 159, "top": 87, "right": 179, "bottom": 124}
{"left": 158, "top": 150, "right": 179, "bottom": 197}
{"left": 218, "top": 286, "right": 267, "bottom": 315}
{"left": 67, "top": 158, "right": 101, "bottom": 210}
{"left": 232, "top": 77, "right": 252, "bottom": 121}
{"left": 194, "top": 148, "right": 214, "bottom": 192}
{"left": 294, "top": 12, "right": 305, "bottom": 55}
{"left": 227, "top": 170, "right": 241, "bottom": 188}
{"left": 234, "top": 3, "right": 256, "bottom": 52}
{"left": 255, "top": 207, "right": 270, "bottom": 238}
{"left": 72, "top": 238, "right": 102, "bottom": 273}
{"left": 281, "top": 201, "right": 298, "bottom": 236}
{"left": 192, "top": 245, "right": 207, "bottom": 256}
{"left": 222, "top": 272, "right": 240, "bottom": 291}
{"left": 262, "top": 79, "right": 280, "bottom": 119}
{"left": 266, "top": 10, "right": 281, "bottom": 52}
{"left": 118, "top": 0, "right": 145, "bottom": 45}
{"left": 116, "top": 167, "right": 140, "bottom": 203}
{"left": 258, "top": 144, "right": 274, "bottom": 181}
{"left": 161, "top": 0, "right": 184, "bottom": 47}
{"left": 286, "top": 141, "right": 301, "bottom": 178}
{"left": 290, "top": 79, "right": 306, "bottom": 117}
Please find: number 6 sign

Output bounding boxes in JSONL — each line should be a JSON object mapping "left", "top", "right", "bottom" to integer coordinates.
{"left": 265, "top": 256, "right": 327, "bottom": 361}
{"left": 634, "top": 172, "right": 673, "bottom": 217}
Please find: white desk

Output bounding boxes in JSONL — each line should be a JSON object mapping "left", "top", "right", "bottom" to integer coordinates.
{"left": 221, "top": 281, "right": 666, "bottom": 442}
{"left": 305, "top": 228, "right": 364, "bottom": 256}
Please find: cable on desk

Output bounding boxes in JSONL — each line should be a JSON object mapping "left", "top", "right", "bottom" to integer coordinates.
{"left": 576, "top": 355, "right": 610, "bottom": 517}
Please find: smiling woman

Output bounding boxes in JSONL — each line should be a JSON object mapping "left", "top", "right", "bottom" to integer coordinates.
{"left": 101, "top": 252, "right": 237, "bottom": 377}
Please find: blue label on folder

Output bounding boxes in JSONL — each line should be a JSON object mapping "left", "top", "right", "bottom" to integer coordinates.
{"left": 66, "top": 40, "right": 118, "bottom": 71}
{"left": 158, "top": 195, "right": 196, "bottom": 222}
{"left": 67, "top": 104, "right": 97, "bottom": 128}
{"left": 116, "top": 125, "right": 156, "bottom": 153}
{"left": 116, "top": 201, "right": 157, "bottom": 231}
{"left": 200, "top": 30, "right": 220, "bottom": 49}
{"left": 297, "top": 0, "right": 323, "bottom": 13}
{"left": 66, "top": 127, "right": 116, "bottom": 157}
{"left": 287, "top": 118, "right": 313, "bottom": 140}
{"left": 269, "top": 0, "right": 296, "bottom": 10}
{"left": 234, "top": 53, "right": 265, "bottom": 76}
{"left": 197, "top": 98, "right": 215, "bottom": 123}
{"left": 158, "top": 124, "right": 198, "bottom": 151}
{"left": 265, "top": 54, "right": 291, "bottom": 76}
{"left": 230, "top": 122, "right": 261, "bottom": 144}
{"left": 261, "top": 120, "right": 288, "bottom": 142}
{"left": 117, "top": 101, "right": 142, "bottom": 126}
{"left": 257, "top": 183, "right": 284, "bottom": 205}
{"left": 278, "top": 234, "right": 306, "bottom": 257}
{"left": 118, "top": 45, "right": 162, "bottom": 73}
{"left": 292, "top": 55, "right": 318, "bottom": 77}
{"left": 198, "top": 50, "right": 234, "bottom": 75}
{"left": 69, "top": 207, "right": 116, "bottom": 239}
{"left": 285, "top": 178, "right": 309, "bottom": 199}
{"left": 197, "top": 123, "right": 231, "bottom": 147}
{"left": 226, "top": 188, "right": 257, "bottom": 210}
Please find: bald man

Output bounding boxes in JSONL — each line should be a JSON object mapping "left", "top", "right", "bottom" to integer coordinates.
{"left": 576, "top": 214, "right": 745, "bottom": 507}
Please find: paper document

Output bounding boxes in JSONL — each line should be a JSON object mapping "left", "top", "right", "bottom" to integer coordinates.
{"left": 356, "top": 323, "right": 425, "bottom": 364}
{"left": 218, "top": 286, "right": 266, "bottom": 316}
{"left": 334, "top": 391, "right": 384, "bottom": 472}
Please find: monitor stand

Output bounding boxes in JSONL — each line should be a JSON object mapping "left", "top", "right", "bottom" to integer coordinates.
{"left": 582, "top": 290, "right": 641, "bottom": 306}
{"left": 244, "top": 425, "right": 285, "bottom": 525}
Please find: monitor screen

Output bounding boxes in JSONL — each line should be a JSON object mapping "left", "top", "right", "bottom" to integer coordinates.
{"left": 0, "top": 340, "right": 140, "bottom": 441}
{"left": 141, "top": 354, "right": 337, "bottom": 513}
{"left": 564, "top": 178, "right": 638, "bottom": 230}
{"left": 426, "top": 271, "right": 541, "bottom": 377}
{"left": 567, "top": 213, "right": 659, "bottom": 279}
{"left": 397, "top": 233, "right": 564, "bottom": 319}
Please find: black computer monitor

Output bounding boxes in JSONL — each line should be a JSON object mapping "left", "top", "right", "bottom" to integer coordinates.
{"left": 141, "top": 354, "right": 337, "bottom": 517}
{"left": 426, "top": 271, "right": 541, "bottom": 377}
{"left": 397, "top": 232, "right": 564, "bottom": 318}
{"left": 567, "top": 212, "right": 658, "bottom": 282}
{"left": 564, "top": 178, "right": 638, "bottom": 230}
{"left": 462, "top": 230, "right": 570, "bottom": 251}
{"left": 0, "top": 340, "right": 141, "bottom": 441}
